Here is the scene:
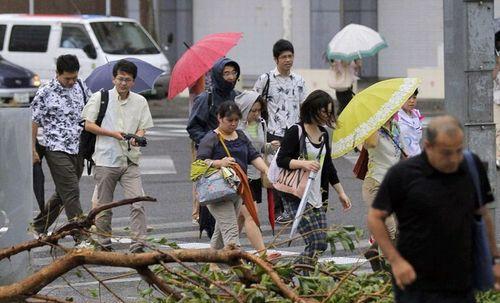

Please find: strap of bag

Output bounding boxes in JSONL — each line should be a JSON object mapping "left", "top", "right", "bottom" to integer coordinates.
{"left": 76, "top": 79, "right": 87, "bottom": 104}
{"left": 96, "top": 89, "right": 109, "bottom": 126}
{"left": 261, "top": 73, "right": 270, "bottom": 101}
{"left": 464, "top": 151, "right": 484, "bottom": 207}
{"left": 217, "top": 132, "right": 232, "bottom": 158}
{"left": 380, "top": 127, "right": 408, "bottom": 158}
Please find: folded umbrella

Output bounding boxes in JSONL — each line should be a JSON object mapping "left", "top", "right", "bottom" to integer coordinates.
{"left": 85, "top": 58, "right": 164, "bottom": 93}
{"left": 267, "top": 189, "right": 275, "bottom": 235}
{"left": 167, "top": 32, "right": 243, "bottom": 100}
{"left": 289, "top": 135, "right": 326, "bottom": 241}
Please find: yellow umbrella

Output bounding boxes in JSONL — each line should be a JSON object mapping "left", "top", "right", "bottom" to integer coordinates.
{"left": 332, "top": 78, "right": 421, "bottom": 158}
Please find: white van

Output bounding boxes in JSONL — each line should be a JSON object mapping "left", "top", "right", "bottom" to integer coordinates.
{"left": 0, "top": 14, "right": 170, "bottom": 97}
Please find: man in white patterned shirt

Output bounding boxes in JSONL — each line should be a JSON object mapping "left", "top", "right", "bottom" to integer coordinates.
{"left": 254, "top": 39, "right": 307, "bottom": 223}
{"left": 31, "top": 55, "right": 91, "bottom": 244}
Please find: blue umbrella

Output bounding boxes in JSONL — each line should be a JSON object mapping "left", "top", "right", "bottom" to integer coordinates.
{"left": 85, "top": 58, "right": 164, "bottom": 93}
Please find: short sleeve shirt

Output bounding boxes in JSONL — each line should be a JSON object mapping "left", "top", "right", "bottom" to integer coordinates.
{"left": 372, "top": 152, "right": 494, "bottom": 292}
{"left": 253, "top": 68, "right": 307, "bottom": 137}
{"left": 196, "top": 130, "right": 260, "bottom": 173}
{"left": 82, "top": 88, "right": 153, "bottom": 167}
{"left": 31, "top": 78, "right": 91, "bottom": 154}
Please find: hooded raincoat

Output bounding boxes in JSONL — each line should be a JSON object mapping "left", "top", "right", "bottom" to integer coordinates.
{"left": 187, "top": 57, "right": 241, "bottom": 145}
{"left": 234, "top": 90, "right": 270, "bottom": 180}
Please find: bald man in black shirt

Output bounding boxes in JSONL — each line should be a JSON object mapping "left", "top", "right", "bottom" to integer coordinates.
{"left": 368, "top": 115, "right": 500, "bottom": 303}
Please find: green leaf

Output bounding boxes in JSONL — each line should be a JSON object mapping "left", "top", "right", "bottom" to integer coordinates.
{"left": 88, "top": 288, "right": 99, "bottom": 298}
{"left": 140, "top": 287, "right": 154, "bottom": 297}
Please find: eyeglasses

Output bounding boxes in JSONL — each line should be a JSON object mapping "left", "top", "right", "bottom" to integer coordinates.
{"left": 250, "top": 108, "right": 262, "bottom": 113}
{"left": 222, "top": 71, "right": 238, "bottom": 77}
{"left": 115, "top": 77, "right": 134, "bottom": 83}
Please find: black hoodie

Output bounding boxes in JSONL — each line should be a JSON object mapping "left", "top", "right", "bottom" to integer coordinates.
{"left": 186, "top": 57, "right": 240, "bottom": 145}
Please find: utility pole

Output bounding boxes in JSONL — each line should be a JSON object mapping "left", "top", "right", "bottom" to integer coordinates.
{"left": 281, "top": 0, "right": 292, "bottom": 40}
{"left": 443, "top": 0, "right": 497, "bottom": 219}
{"left": 29, "top": 0, "right": 34, "bottom": 14}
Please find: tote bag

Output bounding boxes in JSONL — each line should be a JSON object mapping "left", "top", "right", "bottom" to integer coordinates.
{"left": 463, "top": 151, "right": 494, "bottom": 291}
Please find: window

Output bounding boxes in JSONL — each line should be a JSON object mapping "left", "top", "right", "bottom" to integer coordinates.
{"left": 60, "top": 25, "right": 92, "bottom": 49}
{"left": 0, "top": 25, "right": 5, "bottom": 51}
{"left": 9, "top": 25, "right": 50, "bottom": 52}
{"left": 91, "top": 21, "right": 159, "bottom": 55}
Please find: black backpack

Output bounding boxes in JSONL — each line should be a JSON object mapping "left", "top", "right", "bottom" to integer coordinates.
{"left": 78, "top": 86, "right": 109, "bottom": 175}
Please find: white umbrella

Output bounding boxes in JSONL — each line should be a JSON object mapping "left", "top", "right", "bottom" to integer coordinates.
{"left": 289, "top": 136, "right": 326, "bottom": 241}
{"left": 327, "top": 23, "right": 387, "bottom": 62}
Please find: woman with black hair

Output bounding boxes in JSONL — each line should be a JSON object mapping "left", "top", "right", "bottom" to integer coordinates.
{"left": 276, "top": 90, "right": 351, "bottom": 264}
{"left": 196, "top": 101, "right": 268, "bottom": 250}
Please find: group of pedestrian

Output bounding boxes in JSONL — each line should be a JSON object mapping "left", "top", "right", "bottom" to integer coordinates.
{"left": 187, "top": 39, "right": 353, "bottom": 263}
{"left": 31, "top": 54, "right": 152, "bottom": 253}
{"left": 29, "top": 42, "right": 500, "bottom": 303}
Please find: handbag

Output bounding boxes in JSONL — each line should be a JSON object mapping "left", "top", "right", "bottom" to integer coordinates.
{"left": 463, "top": 151, "right": 494, "bottom": 291}
{"left": 196, "top": 164, "right": 240, "bottom": 206}
{"left": 272, "top": 125, "right": 325, "bottom": 198}
{"left": 195, "top": 133, "right": 241, "bottom": 206}
{"left": 353, "top": 147, "right": 368, "bottom": 180}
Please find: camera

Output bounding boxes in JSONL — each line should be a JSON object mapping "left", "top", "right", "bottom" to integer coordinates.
{"left": 122, "top": 133, "right": 148, "bottom": 149}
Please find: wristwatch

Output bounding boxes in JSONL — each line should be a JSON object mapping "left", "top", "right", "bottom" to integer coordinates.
{"left": 494, "top": 256, "right": 500, "bottom": 265}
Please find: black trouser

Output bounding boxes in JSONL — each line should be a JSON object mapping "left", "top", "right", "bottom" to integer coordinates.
{"left": 249, "top": 178, "right": 262, "bottom": 204}
{"left": 335, "top": 87, "right": 355, "bottom": 115}
{"left": 267, "top": 132, "right": 285, "bottom": 216}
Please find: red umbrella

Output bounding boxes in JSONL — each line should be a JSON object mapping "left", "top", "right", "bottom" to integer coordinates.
{"left": 167, "top": 32, "right": 243, "bottom": 100}
{"left": 267, "top": 188, "right": 275, "bottom": 235}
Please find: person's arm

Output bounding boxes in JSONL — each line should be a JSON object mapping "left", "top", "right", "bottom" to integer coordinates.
{"left": 186, "top": 94, "right": 209, "bottom": 144}
{"left": 251, "top": 157, "right": 268, "bottom": 175}
{"left": 85, "top": 121, "right": 124, "bottom": 140}
{"left": 32, "top": 122, "right": 40, "bottom": 164}
{"left": 196, "top": 133, "right": 235, "bottom": 168}
{"left": 252, "top": 74, "right": 264, "bottom": 93}
{"left": 367, "top": 208, "right": 416, "bottom": 289}
{"left": 364, "top": 131, "right": 379, "bottom": 149}
{"left": 332, "top": 182, "right": 351, "bottom": 210}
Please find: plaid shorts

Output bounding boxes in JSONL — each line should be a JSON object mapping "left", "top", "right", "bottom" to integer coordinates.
{"left": 282, "top": 193, "right": 327, "bottom": 264}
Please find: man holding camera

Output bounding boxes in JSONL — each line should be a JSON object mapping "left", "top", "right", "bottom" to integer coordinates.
{"left": 82, "top": 59, "right": 153, "bottom": 253}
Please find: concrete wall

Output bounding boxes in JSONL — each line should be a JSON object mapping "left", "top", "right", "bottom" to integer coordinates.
{"left": 192, "top": 0, "right": 310, "bottom": 82}
{"left": 0, "top": 108, "right": 32, "bottom": 284}
{"left": 378, "top": 0, "right": 443, "bottom": 77}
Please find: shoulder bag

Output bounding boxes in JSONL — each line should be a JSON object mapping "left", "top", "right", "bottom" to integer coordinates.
{"left": 463, "top": 151, "right": 494, "bottom": 291}
{"left": 195, "top": 133, "right": 240, "bottom": 206}
{"left": 271, "top": 125, "right": 325, "bottom": 198}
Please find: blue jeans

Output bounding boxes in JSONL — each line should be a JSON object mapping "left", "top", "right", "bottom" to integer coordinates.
{"left": 394, "top": 285, "right": 476, "bottom": 303}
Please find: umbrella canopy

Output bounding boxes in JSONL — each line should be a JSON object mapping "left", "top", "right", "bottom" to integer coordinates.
{"left": 327, "top": 23, "right": 387, "bottom": 62}
{"left": 332, "top": 78, "right": 421, "bottom": 159}
{"left": 167, "top": 32, "right": 243, "bottom": 100}
{"left": 85, "top": 58, "right": 164, "bottom": 93}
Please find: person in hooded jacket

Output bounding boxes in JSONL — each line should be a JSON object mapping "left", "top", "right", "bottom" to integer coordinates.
{"left": 187, "top": 57, "right": 240, "bottom": 146}
{"left": 234, "top": 90, "right": 280, "bottom": 258}
{"left": 187, "top": 57, "right": 240, "bottom": 238}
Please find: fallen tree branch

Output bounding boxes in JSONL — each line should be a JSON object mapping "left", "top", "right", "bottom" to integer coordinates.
{"left": 0, "top": 248, "right": 243, "bottom": 302}
{"left": 26, "top": 294, "right": 72, "bottom": 302}
{"left": 0, "top": 196, "right": 157, "bottom": 262}
{"left": 136, "top": 266, "right": 183, "bottom": 300}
